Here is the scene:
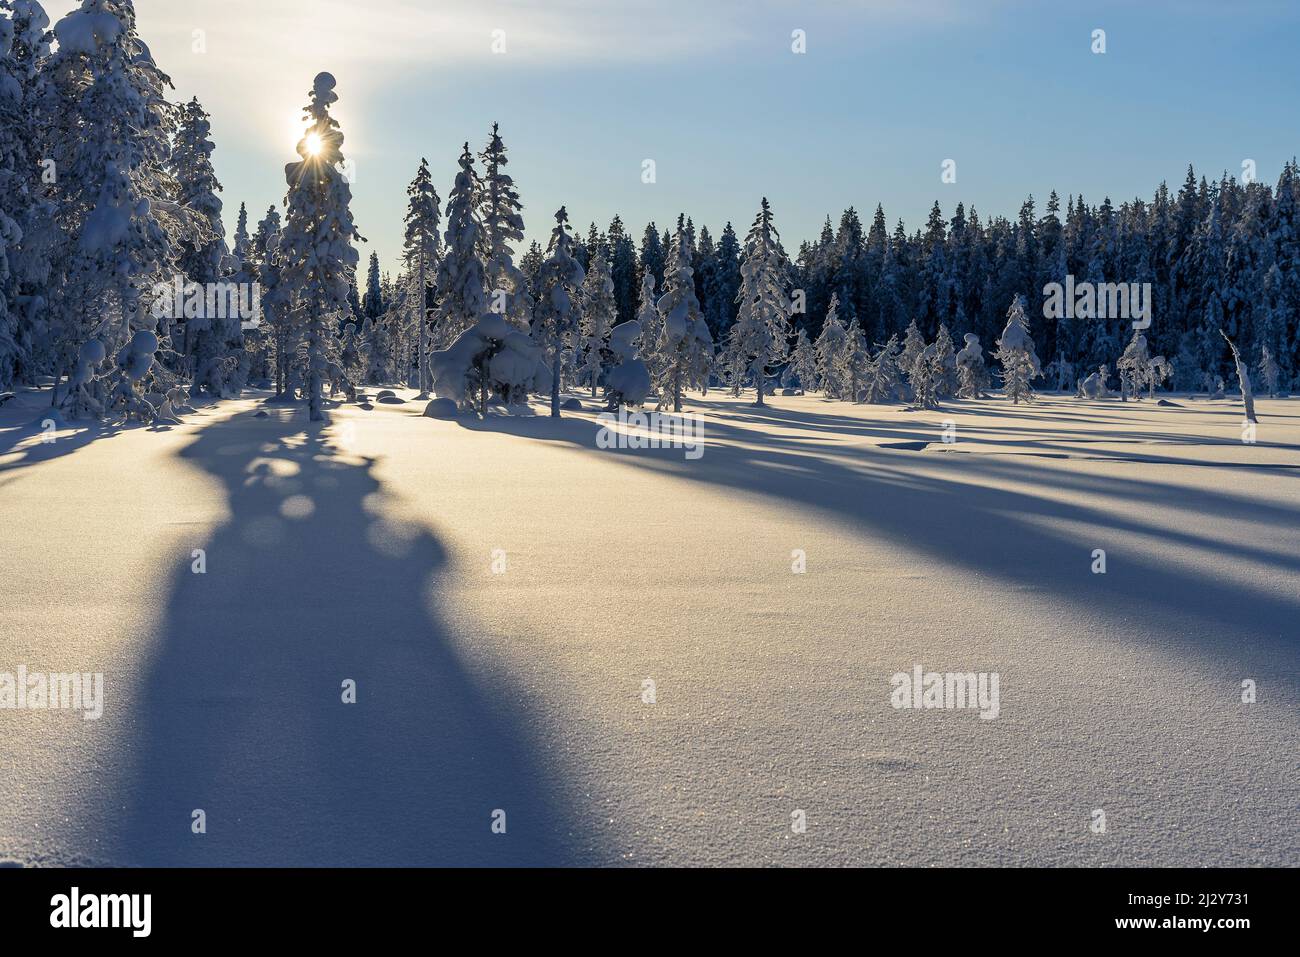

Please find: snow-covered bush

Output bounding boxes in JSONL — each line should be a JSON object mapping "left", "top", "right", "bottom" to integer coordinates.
{"left": 955, "top": 333, "right": 989, "bottom": 399}
{"left": 604, "top": 320, "right": 650, "bottom": 410}
{"left": 431, "top": 311, "right": 545, "bottom": 414}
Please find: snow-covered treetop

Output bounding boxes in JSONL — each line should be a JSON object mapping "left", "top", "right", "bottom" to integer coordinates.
{"left": 279, "top": 70, "right": 361, "bottom": 312}
{"left": 956, "top": 333, "right": 983, "bottom": 365}
{"left": 997, "top": 295, "right": 1035, "bottom": 353}
{"left": 403, "top": 156, "right": 441, "bottom": 269}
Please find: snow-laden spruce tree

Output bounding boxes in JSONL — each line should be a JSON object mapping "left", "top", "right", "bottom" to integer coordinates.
{"left": 362, "top": 251, "right": 384, "bottom": 322}
{"left": 1116, "top": 330, "right": 1151, "bottom": 401}
{"left": 654, "top": 225, "right": 712, "bottom": 412}
{"left": 933, "top": 323, "right": 959, "bottom": 398}
{"left": 0, "top": 0, "right": 53, "bottom": 392}
{"left": 277, "top": 72, "right": 361, "bottom": 421}
{"left": 898, "top": 319, "right": 926, "bottom": 397}
{"left": 732, "top": 197, "right": 792, "bottom": 406}
{"left": 433, "top": 144, "right": 486, "bottom": 352}
{"left": 995, "top": 295, "right": 1041, "bottom": 404}
{"left": 604, "top": 319, "right": 650, "bottom": 411}
{"left": 1257, "top": 344, "right": 1281, "bottom": 397}
{"left": 844, "top": 322, "right": 870, "bottom": 402}
{"left": 0, "top": 10, "right": 25, "bottom": 392}
{"left": 171, "top": 96, "right": 241, "bottom": 395}
{"left": 478, "top": 123, "right": 531, "bottom": 332}
{"left": 402, "top": 157, "right": 440, "bottom": 397}
{"left": 634, "top": 266, "right": 663, "bottom": 391}
{"left": 250, "top": 205, "right": 294, "bottom": 394}
{"left": 814, "top": 293, "right": 849, "bottom": 398}
{"left": 43, "top": 0, "right": 179, "bottom": 419}
{"left": 860, "top": 335, "right": 903, "bottom": 404}
{"left": 955, "top": 333, "right": 989, "bottom": 398}
{"left": 231, "top": 201, "right": 250, "bottom": 265}
{"left": 578, "top": 245, "right": 616, "bottom": 397}
{"left": 907, "top": 342, "right": 942, "bottom": 409}
{"left": 786, "top": 327, "right": 817, "bottom": 392}
{"left": 531, "top": 206, "right": 585, "bottom": 417}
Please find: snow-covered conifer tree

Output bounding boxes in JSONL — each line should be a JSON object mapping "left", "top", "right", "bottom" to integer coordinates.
{"left": 0, "top": 0, "right": 53, "bottom": 391}
{"left": 43, "top": 0, "right": 178, "bottom": 418}
{"left": 403, "top": 157, "right": 440, "bottom": 397}
{"left": 433, "top": 144, "right": 486, "bottom": 351}
{"left": 732, "top": 198, "right": 792, "bottom": 406}
{"left": 844, "top": 323, "right": 870, "bottom": 402}
{"left": 578, "top": 245, "right": 616, "bottom": 397}
{"left": 933, "top": 323, "right": 959, "bottom": 397}
{"left": 814, "top": 294, "right": 848, "bottom": 398}
{"left": 786, "top": 327, "right": 818, "bottom": 392}
{"left": 995, "top": 295, "right": 1041, "bottom": 404}
{"left": 635, "top": 266, "right": 662, "bottom": 391}
{"left": 362, "top": 251, "right": 383, "bottom": 322}
{"left": 277, "top": 72, "right": 361, "bottom": 421}
{"left": 907, "top": 342, "right": 942, "bottom": 409}
{"left": 1257, "top": 344, "right": 1281, "bottom": 397}
{"left": 231, "top": 201, "right": 250, "bottom": 265}
{"left": 898, "top": 319, "right": 926, "bottom": 391}
{"left": 478, "top": 123, "right": 531, "bottom": 332}
{"left": 1116, "top": 330, "right": 1152, "bottom": 401}
{"left": 531, "top": 206, "right": 585, "bottom": 417}
{"left": 955, "top": 333, "right": 989, "bottom": 399}
{"left": 171, "top": 96, "right": 240, "bottom": 395}
{"left": 860, "top": 335, "right": 903, "bottom": 404}
{"left": 654, "top": 225, "right": 711, "bottom": 412}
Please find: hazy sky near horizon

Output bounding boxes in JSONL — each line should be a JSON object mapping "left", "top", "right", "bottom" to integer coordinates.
{"left": 47, "top": 0, "right": 1300, "bottom": 272}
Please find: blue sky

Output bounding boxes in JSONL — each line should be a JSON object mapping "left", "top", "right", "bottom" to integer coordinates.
{"left": 53, "top": 0, "right": 1300, "bottom": 271}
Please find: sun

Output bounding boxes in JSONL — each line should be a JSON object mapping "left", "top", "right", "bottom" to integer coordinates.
{"left": 304, "top": 132, "right": 323, "bottom": 157}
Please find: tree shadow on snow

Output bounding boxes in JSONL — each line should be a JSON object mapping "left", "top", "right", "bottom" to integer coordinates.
{"left": 453, "top": 403, "right": 1300, "bottom": 692}
{"left": 118, "top": 408, "right": 586, "bottom": 866}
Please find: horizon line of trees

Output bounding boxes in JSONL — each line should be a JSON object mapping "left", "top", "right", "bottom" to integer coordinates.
{"left": 3, "top": 0, "right": 1295, "bottom": 427}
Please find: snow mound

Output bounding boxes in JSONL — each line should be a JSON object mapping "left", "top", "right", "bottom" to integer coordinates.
{"left": 423, "top": 397, "right": 459, "bottom": 419}
{"left": 560, "top": 397, "right": 584, "bottom": 411}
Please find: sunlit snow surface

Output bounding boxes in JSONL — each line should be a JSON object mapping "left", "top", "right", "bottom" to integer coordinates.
{"left": 1, "top": 388, "right": 1296, "bottom": 866}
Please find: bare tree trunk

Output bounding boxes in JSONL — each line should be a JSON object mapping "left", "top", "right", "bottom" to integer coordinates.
{"left": 416, "top": 252, "right": 429, "bottom": 398}
{"left": 550, "top": 355, "right": 561, "bottom": 417}
{"left": 1220, "top": 330, "right": 1257, "bottom": 423}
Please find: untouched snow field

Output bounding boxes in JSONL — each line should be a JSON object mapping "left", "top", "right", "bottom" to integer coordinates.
{"left": 0, "top": 387, "right": 1297, "bottom": 867}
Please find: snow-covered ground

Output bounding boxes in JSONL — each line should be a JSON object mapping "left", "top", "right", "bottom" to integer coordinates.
{"left": 1, "top": 386, "right": 1296, "bottom": 866}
